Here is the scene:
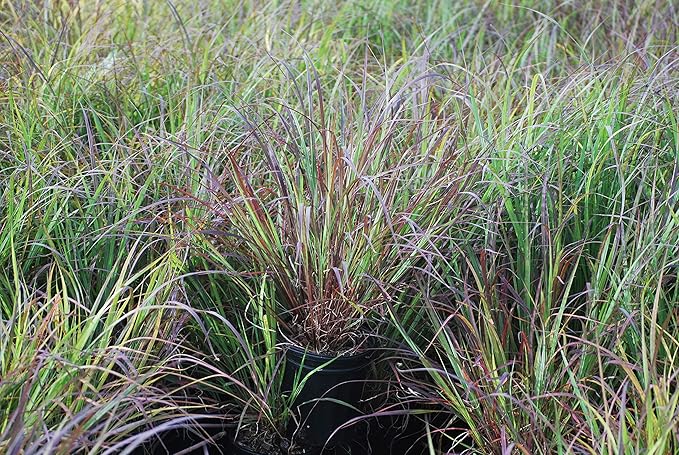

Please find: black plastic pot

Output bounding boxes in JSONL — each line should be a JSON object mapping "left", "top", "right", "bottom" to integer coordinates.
{"left": 226, "top": 429, "right": 284, "bottom": 455}
{"left": 230, "top": 441, "right": 267, "bottom": 455}
{"left": 282, "top": 345, "right": 372, "bottom": 450}
{"left": 130, "top": 417, "right": 227, "bottom": 454}
{"left": 229, "top": 437, "right": 322, "bottom": 455}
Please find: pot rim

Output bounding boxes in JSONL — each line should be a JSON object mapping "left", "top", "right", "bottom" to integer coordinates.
{"left": 284, "top": 342, "right": 373, "bottom": 371}
{"left": 278, "top": 329, "right": 377, "bottom": 355}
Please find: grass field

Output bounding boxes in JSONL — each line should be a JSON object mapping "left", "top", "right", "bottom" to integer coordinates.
{"left": 1, "top": 1, "right": 677, "bottom": 454}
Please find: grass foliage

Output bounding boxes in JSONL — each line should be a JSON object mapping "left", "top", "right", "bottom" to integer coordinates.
{"left": 1, "top": 0, "right": 677, "bottom": 453}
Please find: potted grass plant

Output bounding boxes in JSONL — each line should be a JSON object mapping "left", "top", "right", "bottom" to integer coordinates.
{"left": 206, "top": 71, "right": 465, "bottom": 449}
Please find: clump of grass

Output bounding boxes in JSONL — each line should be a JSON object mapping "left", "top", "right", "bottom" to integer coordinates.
{"left": 387, "top": 11, "right": 679, "bottom": 452}
{"left": 182, "top": 269, "right": 296, "bottom": 453}
{"left": 0, "top": 236, "right": 201, "bottom": 454}
{"left": 0, "top": 1, "right": 209, "bottom": 444}
{"left": 200, "top": 60, "right": 475, "bottom": 354}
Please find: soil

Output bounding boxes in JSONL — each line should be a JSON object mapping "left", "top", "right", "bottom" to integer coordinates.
{"left": 287, "top": 320, "right": 369, "bottom": 356}
{"left": 233, "top": 426, "right": 285, "bottom": 455}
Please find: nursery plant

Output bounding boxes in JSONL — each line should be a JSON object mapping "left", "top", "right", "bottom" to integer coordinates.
{"left": 207, "top": 89, "right": 448, "bottom": 353}
{"left": 198, "top": 60, "right": 477, "bottom": 448}
{"left": 0, "top": 169, "right": 201, "bottom": 454}
{"left": 386, "top": 17, "right": 679, "bottom": 452}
